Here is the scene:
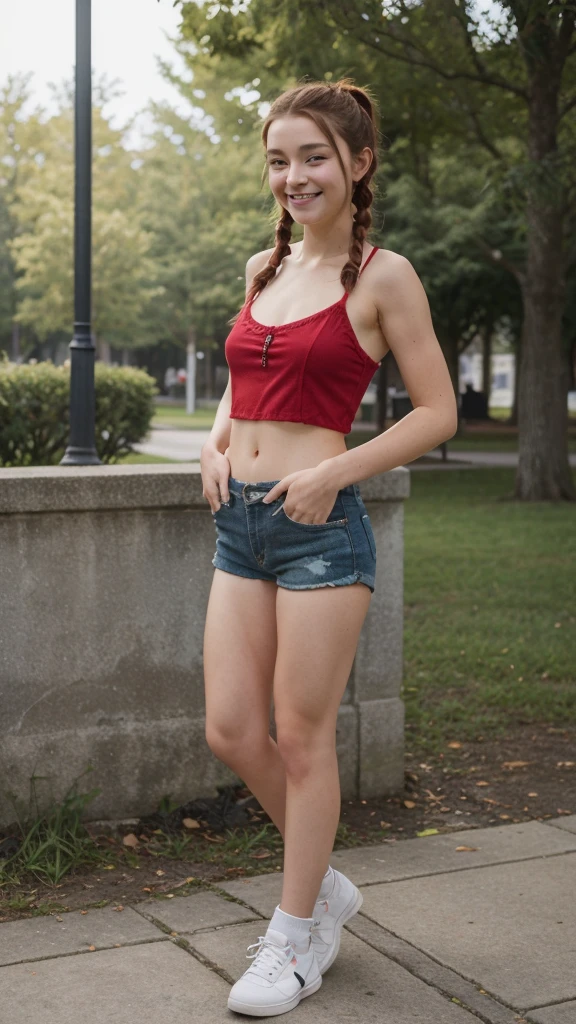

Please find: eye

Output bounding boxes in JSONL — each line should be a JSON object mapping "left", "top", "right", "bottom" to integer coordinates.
{"left": 269, "top": 156, "right": 326, "bottom": 167}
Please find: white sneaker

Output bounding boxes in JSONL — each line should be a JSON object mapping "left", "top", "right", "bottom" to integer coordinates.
{"left": 227, "top": 927, "right": 322, "bottom": 1017}
{"left": 310, "top": 868, "right": 363, "bottom": 974}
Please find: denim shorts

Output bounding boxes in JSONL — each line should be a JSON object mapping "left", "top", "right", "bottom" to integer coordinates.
{"left": 211, "top": 475, "right": 376, "bottom": 593}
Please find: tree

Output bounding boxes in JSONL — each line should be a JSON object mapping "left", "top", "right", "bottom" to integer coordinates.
{"left": 176, "top": 0, "right": 576, "bottom": 501}
{"left": 8, "top": 90, "right": 159, "bottom": 355}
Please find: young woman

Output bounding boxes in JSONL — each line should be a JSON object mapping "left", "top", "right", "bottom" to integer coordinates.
{"left": 201, "top": 78, "right": 457, "bottom": 1017}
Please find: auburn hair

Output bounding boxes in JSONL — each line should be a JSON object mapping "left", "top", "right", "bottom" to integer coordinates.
{"left": 227, "top": 77, "right": 382, "bottom": 326}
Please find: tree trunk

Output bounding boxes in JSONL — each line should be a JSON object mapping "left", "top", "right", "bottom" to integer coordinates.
{"left": 445, "top": 335, "right": 463, "bottom": 435}
{"left": 96, "top": 335, "right": 111, "bottom": 365}
{"left": 507, "top": 332, "right": 520, "bottom": 427}
{"left": 515, "top": 64, "right": 575, "bottom": 500}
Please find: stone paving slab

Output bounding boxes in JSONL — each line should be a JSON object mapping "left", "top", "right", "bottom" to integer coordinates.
{"left": 0, "top": 906, "right": 164, "bottom": 967}
{"left": 528, "top": 1001, "right": 576, "bottom": 1024}
{"left": 364, "top": 851, "right": 576, "bottom": 1011}
{"left": 346, "top": 913, "right": 524, "bottom": 1024}
{"left": 544, "top": 814, "right": 576, "bottom": 835}
{"left": 218, "top": 821, "right": 576, "bottom": 915}
{"left": 133, "top": 890, "right": 262, "bottom": 934}
{"left": 0, "top": 941, "right": 228, "bottom": 1024}
{"left": 190, "top": 919, "right": 483, "bottom": 1023}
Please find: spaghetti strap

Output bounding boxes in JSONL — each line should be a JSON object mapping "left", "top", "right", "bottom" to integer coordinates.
{"left": 359, "top": 245, "right": 379, "bottom": 276}
{"left": 341, "top": 245, "right": 379, "bottom": 305}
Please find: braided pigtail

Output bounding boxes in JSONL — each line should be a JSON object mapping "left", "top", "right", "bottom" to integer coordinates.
{"left": 342, "top": 177, "right": 375, "bottom": 292}
{"left": 247, "top": 206, "right": 294, "bottom": 305}
{"left": 226, "top": 205, "right": 294, "bottom": 328}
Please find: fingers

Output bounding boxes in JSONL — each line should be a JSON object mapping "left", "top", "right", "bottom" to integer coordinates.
{"left": 205, "top": 480, "right": 229, "bottom": 513}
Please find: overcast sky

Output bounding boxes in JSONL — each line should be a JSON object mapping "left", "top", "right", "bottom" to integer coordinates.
{"left": 2, "top": 1, "right": 504, "bottom": 147}
{"left": 1, "top": 0, "right": 190, "bottom": 142}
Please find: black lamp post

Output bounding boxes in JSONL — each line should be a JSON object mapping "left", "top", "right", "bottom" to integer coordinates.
{"left": 60, "top": 0, "right": 101, "bottom": 465}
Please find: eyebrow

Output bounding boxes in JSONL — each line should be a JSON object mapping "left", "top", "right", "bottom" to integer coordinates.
{"left": 266, "top": 143, "right": 331, "bottom": 155}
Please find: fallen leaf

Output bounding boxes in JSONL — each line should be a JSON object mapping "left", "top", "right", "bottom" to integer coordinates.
{"left": 103, "top": 865, "right": 116, "bottom": 871}
{"left": 182, "top": 818, "right": 200, "bottom": 829}
{"left": 114, "top": 905, "right": 124, "bottom": 912}
{"left": 455, "top": 845, "right": 478, "bottom": 852}
{"left": 166, "top": 894, "right": 175, "bottom": 898}
{"left": 447, "top": 742, "right": 462, "bottom": 749}
{"left": 156, "top": 869, "right": 166, "bottom": 877}
{"left": 88, "top": 945, "right": 96, "bottom": 951}
{"left": 122, "top": 833, "right": 139, "bottom": 848}
{"left": 141, "top": 887, "right": 152, "bottom": 892}
{"left": 527, "top": 792, "right": 538, "bottom": 797}
{"left": 403, "top": 799, "right": 416, "bottom": 808}
{"left": 499, "top": 814, "right": 510, "bottom": 820}
{"left": 80, "top": 910, "right": 88, "bottom": 915}
{"left": 475, "top": 781, "right": 490, "bottom": 787}
{"left": 502, "top": 761, "right": 532, "bottom": 769}
{"left": 417, "top": 828, "right": 439, "bottom": 837}
{"left": 557, "top": 762, "right": 575, "bottom": 768}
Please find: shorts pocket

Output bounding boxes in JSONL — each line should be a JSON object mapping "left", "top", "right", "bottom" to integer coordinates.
{"left": 360, "top": 512, "right": 377, "bottom": 560}
{"left": 211, "top": 495, "right": 234, "bottom": 516}
{"left": 279, "top": 494, "right": 348, "bottom": 528}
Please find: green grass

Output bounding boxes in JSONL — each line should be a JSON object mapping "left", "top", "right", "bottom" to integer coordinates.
{"left": 402, "top": 468, "right": 576, "bottom": 756}
{"left": 116, "top": 452, "right": 179, "bottom": 464}
{"left": 151, "top": 404, "right": 217, "bottom": 430}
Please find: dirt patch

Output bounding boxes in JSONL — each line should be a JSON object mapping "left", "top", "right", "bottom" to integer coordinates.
{"left": 1, "top": 722, "right": 573, "bottom": 923}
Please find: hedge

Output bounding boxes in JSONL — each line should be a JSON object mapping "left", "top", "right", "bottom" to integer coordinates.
{"left": 0, "top": 358, "right": 159, "bottom": 466}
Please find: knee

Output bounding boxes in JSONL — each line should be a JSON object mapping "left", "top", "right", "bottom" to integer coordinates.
{"left": 275, "top": 721, "right": 328, "bottom": 779}
{"left": 205, "top": 722, "right": 267, "bottom": 763}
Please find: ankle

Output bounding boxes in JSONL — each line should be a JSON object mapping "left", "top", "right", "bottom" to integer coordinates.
{"left": 269, "top": 905, "right": 314, "bottom": 951}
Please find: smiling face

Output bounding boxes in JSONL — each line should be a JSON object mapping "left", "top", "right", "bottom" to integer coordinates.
{"left": 265, "top": 115, "right": 371, "bottom": 225}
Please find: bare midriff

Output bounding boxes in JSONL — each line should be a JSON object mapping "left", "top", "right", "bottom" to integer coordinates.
{"left": 224, "top": 420, "right": 349, "bottom": 483}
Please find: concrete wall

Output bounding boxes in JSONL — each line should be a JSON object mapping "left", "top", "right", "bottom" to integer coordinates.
{"left": 0, "top": 464, "right": 410, "bottom": 827}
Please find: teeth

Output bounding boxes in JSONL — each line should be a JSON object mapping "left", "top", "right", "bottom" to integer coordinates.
{"left": 291, "top": 193, "right": 319, "bottom": 198}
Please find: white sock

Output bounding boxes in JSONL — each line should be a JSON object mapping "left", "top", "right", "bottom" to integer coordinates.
{"left": 317, "top": 865, "right": 335, "bottom": 900}
{"left": 268, "top": 905, "right": 314, "bottom": 952}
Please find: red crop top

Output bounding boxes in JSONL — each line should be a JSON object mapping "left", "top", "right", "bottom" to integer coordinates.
{"left": 225, "top": 244, "right": 381, "bottom": 435}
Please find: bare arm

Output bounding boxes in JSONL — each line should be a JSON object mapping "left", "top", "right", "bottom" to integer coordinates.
{"left": 201, "top": 250, "right": 273, "bottom": 508}
{"left": 202, "top": 249, "right": 272, "bottom": 455}
{"left": 318, "top": 253, "right": 458, "bottom": 490}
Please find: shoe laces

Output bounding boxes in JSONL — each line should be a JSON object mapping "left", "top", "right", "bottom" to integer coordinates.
{"left": 245, "top": 935, "right": 293, "bottom": 979}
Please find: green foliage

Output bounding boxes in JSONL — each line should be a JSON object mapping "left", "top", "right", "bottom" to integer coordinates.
{"left": 0, "top": 357, "right": 159, "bottom": 466}
{"left": 0, "top": 773, "right": 102, "bottom": 886}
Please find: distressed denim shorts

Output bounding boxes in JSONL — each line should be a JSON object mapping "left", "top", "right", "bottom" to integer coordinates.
{"left": 211, "top": 475, "right": 376, "bottom": 593}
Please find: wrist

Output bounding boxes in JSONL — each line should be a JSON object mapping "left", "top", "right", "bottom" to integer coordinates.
{"left": 203, "top": 438, "right": 225, "bottom": 456}
{"left": 316, "top": 455, "right": 347, "bottom": 491}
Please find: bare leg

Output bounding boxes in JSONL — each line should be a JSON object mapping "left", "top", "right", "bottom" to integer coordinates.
{"left": 204, "top": 570, "right": 288, "bottom": 833}
{"left": 273, "top": 583, "right": 372, "bottom": 918}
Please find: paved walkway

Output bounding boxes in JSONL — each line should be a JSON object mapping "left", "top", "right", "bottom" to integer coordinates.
{"left": 2, "top": 815, "right": 575, "bottom": 1022}
{"left": 133, "top": 428, "right": 576, "bottom": 470}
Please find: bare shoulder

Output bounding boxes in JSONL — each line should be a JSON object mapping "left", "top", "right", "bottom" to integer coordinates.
{"left": 367, "top": 247, "right": 458, "bottom": 433}
{"left": 369, "top": 247, "right": 424, "bottom": 299}
{"left": 245, "top": 247, "right": 276, "bottom": 291}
